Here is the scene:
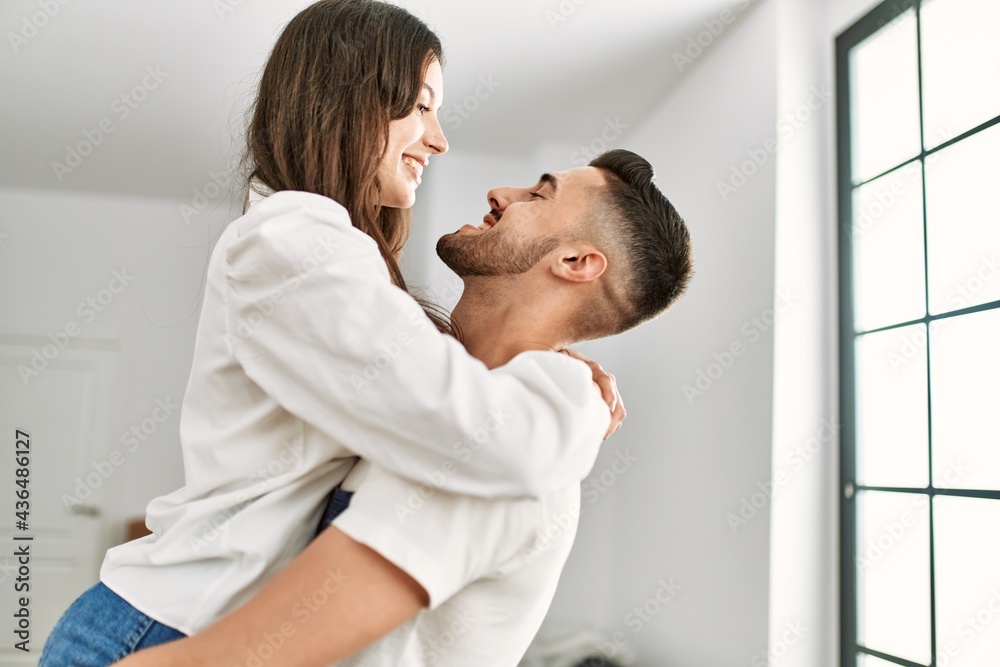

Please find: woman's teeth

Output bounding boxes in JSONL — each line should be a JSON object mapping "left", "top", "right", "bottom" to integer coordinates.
{"left": 402, "top": 156, "right": 423, "bottom": 179}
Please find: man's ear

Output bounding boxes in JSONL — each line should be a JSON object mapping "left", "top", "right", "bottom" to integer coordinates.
{"left": 550, "top": 243, "right": 607, "bottom": 283}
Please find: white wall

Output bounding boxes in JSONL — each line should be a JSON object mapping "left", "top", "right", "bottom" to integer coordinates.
{"left": 768, "top": 0, "right": 842, "bottom": 663}
{"left": 0, "top": 185, "right": 238, "bottom": 555}
{"left": 602, "top": 2, "right": 779, "bottom": 663}
{"left": 766, "top": 1, "right": 884, "bottom": 665}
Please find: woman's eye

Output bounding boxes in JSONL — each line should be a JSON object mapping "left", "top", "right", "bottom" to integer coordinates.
{"left": 416, "top": 104, "right": 430, "bottom": 115}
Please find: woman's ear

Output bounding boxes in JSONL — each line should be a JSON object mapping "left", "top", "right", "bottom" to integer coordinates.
{"left": 550, "top": 243, "right": 607, "bottom": 283}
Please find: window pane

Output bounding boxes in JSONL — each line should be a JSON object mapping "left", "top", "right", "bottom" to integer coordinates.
{"left": 857, "top": 490, "right": 932, "bottom": 663}
{"left": 930, "top": 308, "right": 1000, "bottom": 490}
{"left": 857, "top": 655, "right": 912, "bottom": 667}
{"left": 925, "top": 123, "right": 1000, "bottom": 315}
{"left": 852, "top": 163, "right": 926, "bottom": 331}
{"left": 921, "top": 0, "right": 1000, "bottom": 147}
{"left": 855, "top": 325, "right": 929, "bottom": 488}
{"left": 934, "top": 497, "right": 1000, "bottom": 667}
{"left": 850, "top": 10, "right": 922, "bottom": 183}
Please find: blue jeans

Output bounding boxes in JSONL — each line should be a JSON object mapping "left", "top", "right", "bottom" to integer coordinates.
{"left": 315, "top": 486, "right": 354, "bottom": 536}
{"left": 40, "top": 486, "right": 353, "bottom": 666}
{"left": 39, "top": 582, "right": 186, "bottom": 666}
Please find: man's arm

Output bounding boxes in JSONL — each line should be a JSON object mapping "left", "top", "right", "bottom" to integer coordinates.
{"left": 113, "top": 527, "right": 427, "bottom": 667}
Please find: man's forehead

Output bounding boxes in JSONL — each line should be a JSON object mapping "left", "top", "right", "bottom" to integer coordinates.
{"left": 549, "top": 166, "right": 605, "bottom": 189}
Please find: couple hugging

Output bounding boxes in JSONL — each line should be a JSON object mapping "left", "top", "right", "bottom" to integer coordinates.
{"left": 41, "top": 1, "right": 692, "bottom": 665}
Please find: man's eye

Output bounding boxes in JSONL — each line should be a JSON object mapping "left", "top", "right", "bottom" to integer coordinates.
{"left": 530, "top": 192, "right": 542, "bottom": 198}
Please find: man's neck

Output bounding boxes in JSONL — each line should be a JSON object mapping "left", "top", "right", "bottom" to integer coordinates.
{"left": 450, "top": 277, "right": 567, "bottom": 369}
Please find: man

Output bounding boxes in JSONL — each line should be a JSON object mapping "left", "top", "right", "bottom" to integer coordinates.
{"left": 117, "top": 148, "right": 693, "bottom": 666}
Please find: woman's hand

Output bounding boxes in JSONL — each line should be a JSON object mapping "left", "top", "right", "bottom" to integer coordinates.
{"left": 560, "top": 348, "right": 626, "bottom": 439}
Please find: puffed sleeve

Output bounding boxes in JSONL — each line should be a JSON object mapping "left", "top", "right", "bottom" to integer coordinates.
{"left": 224, "top": 190, "right": 610, "bottom": 499}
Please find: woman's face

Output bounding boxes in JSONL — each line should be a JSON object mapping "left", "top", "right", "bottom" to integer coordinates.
{"left": 377, "top": 58, "right": 449, "bottom": 208}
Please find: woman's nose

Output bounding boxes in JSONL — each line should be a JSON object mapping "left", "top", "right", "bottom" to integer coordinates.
{"left": 426, "top": 116, "right": 448, "bottom": 155}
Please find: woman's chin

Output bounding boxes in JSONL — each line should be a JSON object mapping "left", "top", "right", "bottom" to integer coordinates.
{"left": 380, "top": 189, "right": 416, "bottom": 209}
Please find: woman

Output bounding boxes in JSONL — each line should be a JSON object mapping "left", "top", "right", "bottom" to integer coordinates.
{"left": 39, "top": 1, "right": 621, "bottom": 665}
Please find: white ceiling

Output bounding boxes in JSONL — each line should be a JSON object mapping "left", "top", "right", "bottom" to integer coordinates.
{"left": 0, "top": 0, "right": 748, "bottom": 199}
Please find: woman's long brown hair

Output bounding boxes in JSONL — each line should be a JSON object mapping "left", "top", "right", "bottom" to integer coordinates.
{"left": 240, "top": 0, "right": 453, "bottom": 334}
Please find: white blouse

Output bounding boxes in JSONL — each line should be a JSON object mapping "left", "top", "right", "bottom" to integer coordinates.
{"left": 99, "top": 187, "right": 610, "bottom": 634}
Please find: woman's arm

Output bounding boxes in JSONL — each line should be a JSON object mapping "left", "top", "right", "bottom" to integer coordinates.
{"left": 112, "top": 527, "right": 425, "bottom": 667}
{"left": 226, "top": 192, "right": 616, "bottom": 499}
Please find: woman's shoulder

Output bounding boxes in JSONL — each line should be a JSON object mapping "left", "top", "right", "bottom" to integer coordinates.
{"left": 227, "top": 189, "right": 380, "bottom": 267}
{"left": 250, "top": 188, "right": 348, "bottom": 217}
{"left": 244, "top": 189, "right": 351, "bottom": 234}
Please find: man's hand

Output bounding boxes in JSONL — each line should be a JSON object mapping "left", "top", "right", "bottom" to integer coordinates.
{"left": 111, "top": 527, "right": 427, "bottom": 666}
{"left": 111, "top": 639, "right": 194, "bottom": 667}
{"left": 560, "top": 348, "right": 626, "bottom": 439}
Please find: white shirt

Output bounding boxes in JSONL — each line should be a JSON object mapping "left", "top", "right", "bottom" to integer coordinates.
{"left": 332, "top": 460, "right": 582, "bottom": 667}
{"left": 99, "top": 187, "right": 609, "bottom": 635}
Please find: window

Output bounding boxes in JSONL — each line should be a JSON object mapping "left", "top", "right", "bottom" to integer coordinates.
{"left": 836, "top": 1, "right": 1000, "bottom": 666}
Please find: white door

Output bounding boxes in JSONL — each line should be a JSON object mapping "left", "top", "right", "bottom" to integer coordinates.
{"left": 0, "top": 336, "right": 119, "bottom": 665}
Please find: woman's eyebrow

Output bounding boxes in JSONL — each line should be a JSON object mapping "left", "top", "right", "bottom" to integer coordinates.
{"left": 421, "top": 83, "right": 444, "bottom": 110}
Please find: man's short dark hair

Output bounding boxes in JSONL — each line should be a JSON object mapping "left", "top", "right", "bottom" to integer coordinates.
{"left": 584, "top": 149, "right": 693, "bottom": 337}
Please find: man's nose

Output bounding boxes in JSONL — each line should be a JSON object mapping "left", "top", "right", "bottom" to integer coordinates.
{"left": 487, "top": 186, "right": 527, "bottom": 212}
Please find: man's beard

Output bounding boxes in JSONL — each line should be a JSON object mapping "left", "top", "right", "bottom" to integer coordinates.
{"left": 436, "top": 225, "right": 559, "bottom": 277}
